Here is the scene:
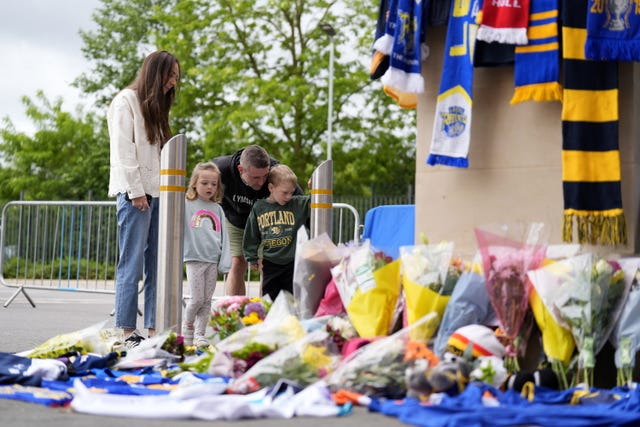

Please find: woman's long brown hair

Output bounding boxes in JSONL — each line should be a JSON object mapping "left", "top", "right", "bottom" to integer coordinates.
{"left": 129, "top": 50, "right": 179, "bottom": 146}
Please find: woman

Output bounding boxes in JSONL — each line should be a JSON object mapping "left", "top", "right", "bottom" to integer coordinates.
{"left": 107, "top": 50, "right": 180, "bottom": 347}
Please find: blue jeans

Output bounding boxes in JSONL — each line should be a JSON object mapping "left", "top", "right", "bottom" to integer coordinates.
{"left": 114, "top": 193, "right": 159, "bottom": 330}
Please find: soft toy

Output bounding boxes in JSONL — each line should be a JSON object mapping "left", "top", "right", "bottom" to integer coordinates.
{"left": 406, "top": 355, "right": 472, "bottom": 401}
{"left": 505, "top": 367, "right": 559, "bottom": 392}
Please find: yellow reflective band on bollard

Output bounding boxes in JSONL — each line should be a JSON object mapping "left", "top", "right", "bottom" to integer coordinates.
{"left": 311, "top": 189, "right": 333, "bottom": 195}
{"left": 160, "top": 169, "right": 187, "bottom": 176}
{"left": 311, "top": 203, "right": 332, "bottom": 209}
{"left": 160, "top": 185, "right": 185, "bottom": 192}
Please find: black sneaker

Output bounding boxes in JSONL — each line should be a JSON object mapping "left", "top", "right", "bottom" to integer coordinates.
{"left": 123, "top": 331, "right": 145, "bottom": 349}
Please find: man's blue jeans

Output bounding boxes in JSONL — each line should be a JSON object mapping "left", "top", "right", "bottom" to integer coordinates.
{"left": 114, "top": 193, "right": 159, "bottom": 331}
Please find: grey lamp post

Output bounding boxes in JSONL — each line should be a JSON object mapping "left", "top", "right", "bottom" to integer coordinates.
{"left": 319, "top": 22, "right": 335, "bottom": 161}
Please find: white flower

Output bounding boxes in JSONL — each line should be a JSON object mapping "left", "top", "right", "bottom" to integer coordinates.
{"left": 470, "top": 356, "right": 507, "bottom": 388}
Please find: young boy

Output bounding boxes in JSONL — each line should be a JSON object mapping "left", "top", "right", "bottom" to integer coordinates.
{"left": 242, "top": 164, "right": 310, "bottom": 300}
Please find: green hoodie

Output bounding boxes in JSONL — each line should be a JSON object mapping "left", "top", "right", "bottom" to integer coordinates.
{"left": 242, "top": 195, "right": 310, "bottom": 265}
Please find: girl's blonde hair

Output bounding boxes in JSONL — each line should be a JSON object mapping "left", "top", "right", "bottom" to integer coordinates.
{"left": 186, "top": 162, "right": 224, "bottom": 202}
{"left": 268, "top": 164, "right": 298, "bottom": 187}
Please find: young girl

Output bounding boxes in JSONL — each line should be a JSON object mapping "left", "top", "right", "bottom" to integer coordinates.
{"left": 183, "top": 162, "right": 231, "bottom": 347}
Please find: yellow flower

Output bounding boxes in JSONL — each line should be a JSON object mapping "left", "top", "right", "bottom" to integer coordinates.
{"left": 242, "top": 311, "right": 262, "bottom": 325}
{"left": 302, "top": 344, "right": 332, "bottom": 368}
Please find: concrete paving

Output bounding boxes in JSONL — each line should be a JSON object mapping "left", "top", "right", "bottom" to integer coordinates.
{"left": 0, "top": 285, "right": 407, "bottom": 426}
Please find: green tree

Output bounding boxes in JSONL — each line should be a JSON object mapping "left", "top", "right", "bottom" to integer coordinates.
{"left": 75, "top": 0, "right": 416, "bottom": 196}
{"left": 0, "top": 92, "right": 109, "bottom": 203}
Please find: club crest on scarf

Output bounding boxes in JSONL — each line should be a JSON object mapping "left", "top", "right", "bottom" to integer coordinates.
{"left": 440, "top": 106, "right": 468, "bottom": 138}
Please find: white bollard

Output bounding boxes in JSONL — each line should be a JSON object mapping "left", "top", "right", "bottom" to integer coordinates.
{"left": 156, "top": 134, "right": 187, "bottom": 333}
{"left": 310, "top": 160, "right": 333, "bottom": 239}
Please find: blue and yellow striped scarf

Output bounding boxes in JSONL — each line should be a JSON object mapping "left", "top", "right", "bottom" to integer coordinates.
{"left": 511, "top": 0, "right": 561, "bottom": 104}
{"left": 561, "top": 0, "right": 626, "bottom": 245}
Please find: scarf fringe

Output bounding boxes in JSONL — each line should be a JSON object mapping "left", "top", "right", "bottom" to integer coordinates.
{"left": 585, "top": 39, "right": 640, "bottom": 62}
{"left": 381, "top": 68, "right": 425, "bottom": 93}
{"left": 373, "top": 34, "right": 394, "bottom": 55}
{"left": 562, "top": 212, "right": 627, "bottom": 246}
{"left": 426, "top": 154, "right": 469, "bottom": 168}
{"left": 510, "top": 82, "right": 563, "bottom": 105}
{"left": 477, "top": 27, "right": 528, "bottom": 45}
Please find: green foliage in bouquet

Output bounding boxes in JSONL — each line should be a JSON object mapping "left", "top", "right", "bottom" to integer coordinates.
{"left": 160, "top": 332, "right": 186, "bottom": 361}
{"left": 210, "top": 296, "right": 272, "bottom": 341}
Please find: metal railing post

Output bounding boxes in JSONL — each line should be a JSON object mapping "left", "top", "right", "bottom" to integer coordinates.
{"left": 156, "top": 134, "right": 187, "bottom": 333}
{"left": 310, "top": 160, "right": 333, "bottom": 239}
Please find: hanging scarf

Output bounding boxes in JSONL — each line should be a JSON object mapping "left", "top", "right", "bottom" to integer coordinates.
{"left": 376, "top": 0, "right": 425, "bottom": 93}
{"left": 370, "top": 0, "right": 392, "bottom": 80}
{"left": 477, "top": 0, "right": 530, "bottom": 45}
{"left": 561, "top": 0, "right": 626, "bottom": 246}
{"left": 427, "top": 0, "right": 480, "bottom": 168}
{"left": 510, "top": 0, "right": 561, "bottom": 104}
{"left": 371, "top": 0, "right": 425, "bottom": 108}
{"left": 585, "top": 0, "right": 640, "bottom": 61}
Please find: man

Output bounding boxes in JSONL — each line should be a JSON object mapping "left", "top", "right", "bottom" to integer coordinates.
{"left": 213, "top": 145, "right": 302, "bottom": 295}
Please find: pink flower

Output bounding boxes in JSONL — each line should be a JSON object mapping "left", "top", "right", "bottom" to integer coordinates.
{"left": 216, "top": 296, "right": 249, "bottom": 309}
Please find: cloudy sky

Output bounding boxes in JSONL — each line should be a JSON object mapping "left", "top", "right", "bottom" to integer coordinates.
{"left": 1, "top": 0, "right": 100, "bottom": 134}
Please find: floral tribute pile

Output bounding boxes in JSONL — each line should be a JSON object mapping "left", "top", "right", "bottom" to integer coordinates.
{"left": 6, "top": 224, "right": 640, "bottom": 425}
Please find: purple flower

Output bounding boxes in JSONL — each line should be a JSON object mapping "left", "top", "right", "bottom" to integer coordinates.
{"left": 243, "top": 302, "right": 266, "bottom": 319}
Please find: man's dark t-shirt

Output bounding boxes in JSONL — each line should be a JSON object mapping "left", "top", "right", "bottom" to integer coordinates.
{"left": 212, "top": 148, "right": 302, "bottom": 229}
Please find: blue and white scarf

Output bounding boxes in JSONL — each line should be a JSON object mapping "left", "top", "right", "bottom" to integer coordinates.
{"left": 427, "top": 0, "right": 480, "bottom": 168}
{"left": 585, "top": 0, "right": 640, "bottom": 61}
{"left": 374, "top": 0, "right": 425, "bottom": 93}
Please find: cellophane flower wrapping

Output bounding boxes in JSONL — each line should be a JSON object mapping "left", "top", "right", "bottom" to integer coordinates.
{"left": 325, "top": 312, "right": 440, "bottom": 399}
{"left": 432, "top": 253, "right": 496, "bottom": 358}
{"left": 208, "top": 292, "right": 305, "bottom": 379}
{"left": 209, "top": 295, "right": 273, "bottom": 342}
{"left": 400, "top": 241, "right": 463, "bottom": 327}
{"left": 292, "top": 230, "right": 343, "bottom": 320}
{"left": 474, "top": 223, "right": 547, "bottom": 374}
{"left": 332, "top": 240, "right": 401, "bottom": 338}
{"left": 527, "top": 253, "right": 627, "bottom": 388}
{"left": 528, "top": 272, "right": 575, "bottom": 389}
{"left": 27, "top": 320, "right": 121, "bottom": 358}
{"left": 607, "top": 257, "right": 639, "bottom": 386}
{"left": 228, "top": 316, "right": 358, "bottom": 394}
{"left": 526, "top": 244, "right": 582, "bottom": 389}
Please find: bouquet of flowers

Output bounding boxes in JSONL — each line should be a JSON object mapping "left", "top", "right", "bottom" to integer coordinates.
{"left": 399, "top": 241, "right": 462, "bottom": 327}
{"left": 208, "top": 292, "right": 304, "bottom": 379}
{"left": 292, "top": 230, "right": 343, "bottom": 319}
{"left": 332, "top": 240, "right": 402, "bottom": 338}
{"left": 228, "top": 316, "right": 358, "bottom": 394}
{"left": 526, "top": 244, "right": 582, "bottom": 388}
{"left": 607, "top": 257, "right": 638, "bottom": 385}
{"left": 27, "top": 320, "right": 121, "bottom": 358}
{"left": 432, "top": 253, "right": 496, "bottom": 358}
{"left": 209, "top": 295, "right": 272, "bottom": 341}
{"left": 528, "top": 271, "right": 575, "bottom": 389}
{"left": 475, "top": 223, "right": 547, "bottom": 374}
{"left": 325, "top": 312, "right": 440, "bottom": 399}
{"left": 528, "top": 253, "right": 628, "bottom": 387}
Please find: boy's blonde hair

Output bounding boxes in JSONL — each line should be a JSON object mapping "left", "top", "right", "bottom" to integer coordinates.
{"left": 186, "top": 162, "right": 224, "bottom": 202}
{"left": 268, "top": 164, "right": 298, "bottom": 188}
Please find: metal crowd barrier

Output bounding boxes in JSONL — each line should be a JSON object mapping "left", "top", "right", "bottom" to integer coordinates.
{"left": 0, "top": 201, "right": 119, "bottom": 307}
{"left": 0, "top": 200, "right": 360, "bottom": 308}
